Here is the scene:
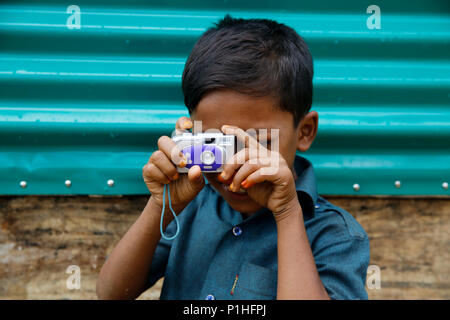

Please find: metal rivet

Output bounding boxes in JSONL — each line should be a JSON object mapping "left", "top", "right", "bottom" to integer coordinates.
{"left": 395, "top": 180, "right": 401, "bottom": 188}
{"left": 352, "top": 183, "right": 360, "bottom": 191}
{"left": 65, "top": 180, "right": 72, "bottom": 187}
{"left": 20, "top": 181, "right": 27, "bottom": 188}
{"left": 107, "top": 179, "right": 114, "bottom": 187}
{"left": 443, "top": 182, "right": 449, "bottom": 190}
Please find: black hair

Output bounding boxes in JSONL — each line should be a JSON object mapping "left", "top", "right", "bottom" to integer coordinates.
{"left": 182, "top": 14, "right": 314, "bottom": 126}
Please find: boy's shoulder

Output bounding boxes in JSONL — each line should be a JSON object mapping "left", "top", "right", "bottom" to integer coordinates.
{"left": 307, "top": 195, "right": 368, "bottom": 244}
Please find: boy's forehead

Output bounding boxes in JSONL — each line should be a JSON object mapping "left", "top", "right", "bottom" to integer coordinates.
{"left": 192, "top": 90, "right": 291, "bottom": 132}
{"left": 191, "top": 114, "right": 291, "bottom": 136}
{"left": 192, "top": 115, "right": 280, "bottom": 134}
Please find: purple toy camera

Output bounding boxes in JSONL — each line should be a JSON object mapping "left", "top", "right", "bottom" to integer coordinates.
{"left": 172, "top": 133, "right": 237, "bottom": 173}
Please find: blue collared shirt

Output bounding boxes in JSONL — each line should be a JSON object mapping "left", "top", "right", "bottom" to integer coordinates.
{"left": 147, "top": 155, "right": 370, "bottom": 300}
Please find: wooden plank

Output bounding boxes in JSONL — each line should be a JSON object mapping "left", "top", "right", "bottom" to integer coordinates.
{"left": 326, "top": 196, "right": 450, "bottom": 300}
{"left": 0, "top": 195, "right": 448, "bottom": 299}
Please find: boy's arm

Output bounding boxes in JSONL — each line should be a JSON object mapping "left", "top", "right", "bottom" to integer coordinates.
{"left": 97, "top": 116, "right": 203, "bottom": 300}
{"left": 275, "top": 201, "right": 330, "bottom": 300}
{"left": 219, "top": 124, "right": 330, "bottom": 299}
{"left": 96, "top": 197, "right": 180, "bottom": 300}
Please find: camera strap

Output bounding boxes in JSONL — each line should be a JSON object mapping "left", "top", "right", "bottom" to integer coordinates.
{"left": 159, "top": 183, "right": 180, "bottom": 240}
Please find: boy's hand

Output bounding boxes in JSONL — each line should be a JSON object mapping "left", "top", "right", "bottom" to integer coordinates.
{"left": 219, "top": 125, "right": 299, "bottom": 222}
{"left": 142, "top": 117, "right": 205, "bottom": 216}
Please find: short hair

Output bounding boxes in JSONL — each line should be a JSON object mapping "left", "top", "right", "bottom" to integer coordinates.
{"left": 182, "top": 14, "right": 314, "bottom": 126}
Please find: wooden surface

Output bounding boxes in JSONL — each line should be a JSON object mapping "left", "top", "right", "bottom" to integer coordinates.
{"left": 0, "top": 195, "right": 448, "bottom": 300}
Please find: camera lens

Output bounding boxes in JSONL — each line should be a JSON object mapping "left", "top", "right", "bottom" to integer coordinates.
{"left": 201, "top": 150, "right": 215, "bottom": 165}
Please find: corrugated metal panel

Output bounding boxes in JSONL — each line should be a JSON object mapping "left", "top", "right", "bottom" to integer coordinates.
{"left": 0, "top": 0, "right": 449, "bottom": 195}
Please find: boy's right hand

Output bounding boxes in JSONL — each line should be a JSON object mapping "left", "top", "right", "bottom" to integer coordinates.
{"left": 142, "top": 117, "right": 205, "bottom": 216}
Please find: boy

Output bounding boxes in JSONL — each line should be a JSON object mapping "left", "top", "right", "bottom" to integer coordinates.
{"left": 97, "top": 15, "right": 370, "bottom": 300}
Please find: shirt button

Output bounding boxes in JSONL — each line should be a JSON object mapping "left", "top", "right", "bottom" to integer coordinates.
{"left": 205, "top": 294, "right": 215, "bottom": 300}
{"left": 232, "top": 226, "right": 242, "bottom": 236}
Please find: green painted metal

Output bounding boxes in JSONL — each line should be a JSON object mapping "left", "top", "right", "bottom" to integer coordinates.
{"left": 0, "top": 0, "right": 449, "bottom": 195}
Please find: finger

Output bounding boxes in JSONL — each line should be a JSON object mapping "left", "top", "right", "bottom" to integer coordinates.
{"left": 241, "top": 165, "right": 284, "bottom": 188}
{"left": 229, "top": 161, "right": 260, "bottom": 192}
{"left": 143, "top": 163, "right": 171, "bottom": 185}
{"left": 149, "top": 149, "right": 180, "bottom": 181}
{"left": 219, "top": 148, "right": 255, "bottom": 181}
{"left": 187, "top": 165, "right": 205, "bottom": 192}
{"left": 221, "top": 125, "right": 260, "bottom": 150}
{"left": 175, "top": 116, "right": 193, "bottom": 130}
{"left": 175, "top": 128, "right": 190, "bottom": 136}
{"left": 241, "top": 168, "right": 267, "bottom": 189}
{"left": 157, "top": 135, "right": 187, "bottom": 168}
{"left": 187, "top": 165, "right": 203, "bottom": 182}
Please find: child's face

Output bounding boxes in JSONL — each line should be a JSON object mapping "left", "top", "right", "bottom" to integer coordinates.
{"left": 191, "top": 89, "right": 317, "bottom": 216}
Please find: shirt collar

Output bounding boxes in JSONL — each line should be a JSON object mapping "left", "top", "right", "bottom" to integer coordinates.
{"left": 293, "top": 154, "right": 318, "bottom": 219}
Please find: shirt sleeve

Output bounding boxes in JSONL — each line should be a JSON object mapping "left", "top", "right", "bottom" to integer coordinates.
{"left": 314, "top": 235, "right": 370, "bottom": 300}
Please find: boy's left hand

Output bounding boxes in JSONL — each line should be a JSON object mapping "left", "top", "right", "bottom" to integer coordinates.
{"left": 219, "top": 125, "right": 300, "bottom": 221}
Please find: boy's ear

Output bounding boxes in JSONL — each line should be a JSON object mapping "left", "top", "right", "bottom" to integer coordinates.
{"left": 296, "top": 111, "right": 318, "bottom": 152}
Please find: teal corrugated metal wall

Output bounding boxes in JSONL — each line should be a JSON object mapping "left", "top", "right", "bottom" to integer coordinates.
{"left": 0, "top": 0, "right": 449, "bottom": 195}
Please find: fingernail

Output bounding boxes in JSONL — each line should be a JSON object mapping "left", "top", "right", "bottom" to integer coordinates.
{"left": 220, "top": 172, "right": 227, "bottom": 180}
{"left": 243, "top": 180, "right": 253, "bottom": 188}
{"left": 229, "top": 182, "right": 235, "bottom": 192}
{"left": 172, "top": 173, "right": 179, "bottom": 180}
{"left": 183, "top": 120, "right": 192, "bottom": 128}
{"left": 179, "top": 158, "right": 187, "bottom": 168}
{"left": 241, "top": 180, "right": 248, "bottom": 188}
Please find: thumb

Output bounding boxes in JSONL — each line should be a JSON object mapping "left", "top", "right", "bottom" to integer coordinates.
{"left": 187, "top": 165, "right": 205, "bottom": 192}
